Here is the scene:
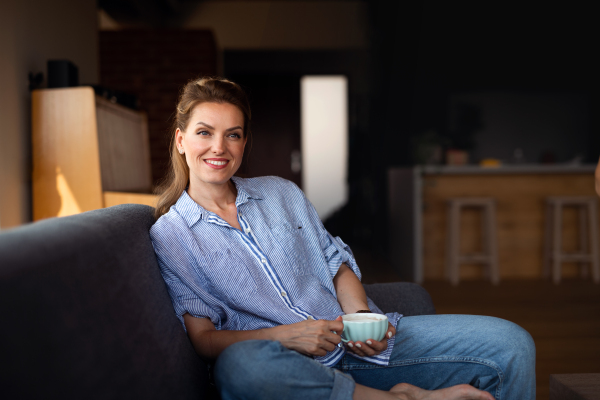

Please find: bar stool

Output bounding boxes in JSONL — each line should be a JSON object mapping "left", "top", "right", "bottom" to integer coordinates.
{"left": 446, "top": 198, "right": 499, "bottom": 286}
{"left": 543, "top": 196, "right": 600, "bottom": 284}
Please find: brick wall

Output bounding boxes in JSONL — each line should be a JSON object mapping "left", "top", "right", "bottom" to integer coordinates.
{"left": 99, "top": 30, "right": 217, "bottom": 187}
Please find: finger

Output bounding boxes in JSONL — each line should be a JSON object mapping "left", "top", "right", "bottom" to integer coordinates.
{"left": 348, "top": 348, "right": 366, "bottom": 357}
{"left": 353, "top": 341, "right": 376, "bottom": 356}
{"left": 346, "top": 340, "right": 360, "bottom": 352}
{"left": 365, "top": 338, "right": 388, "bottom": 352}
{"left": 323, "top": 332, "right": 342, "bottom": 345}
{"left": 386, "top": 322, "right": 396, "bottom": 339}
{"left": 347, "top": 341, "right": 367, "bottom": 357}
{"left": 345, "top": 341, "right": 362, "bottom": 354}
{"left": 326, "top": 319, "right": 344, "bottom": 332}
{"left": 312, "top": 347, "right": 327, "bottom": 357}
{"left": 320, "top": 341, "right": 338, "bottom": 353}
{"left": 312, "top": 337, "right": 337, "bottom": 354}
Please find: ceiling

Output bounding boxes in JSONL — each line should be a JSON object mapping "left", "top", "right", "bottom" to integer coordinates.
{"left": 98, "top": 0, "right": 360, "bottom": 27}
{"left": 98, "top": 0, "right": 192, "bottom": 26}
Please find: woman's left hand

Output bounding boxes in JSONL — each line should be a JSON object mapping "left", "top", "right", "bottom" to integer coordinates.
{"left": 336, "top": 317, "right": 396, "bottom": 357}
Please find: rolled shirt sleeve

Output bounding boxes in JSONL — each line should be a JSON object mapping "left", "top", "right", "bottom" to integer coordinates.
{"left": 151, "top": 219, "right": 224, "bottom": 331}
{"left": 297, "top": 184, "right": 362, "bottom": 281}
{"left": 157, "top": 258, "right": 222, "bottom": 331}
{"left": 322, "top": 232, "right": 362, "bottom": 280}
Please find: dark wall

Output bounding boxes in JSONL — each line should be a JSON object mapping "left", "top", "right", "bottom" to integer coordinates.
{"left": 99, "top": 30, "right": 217, "bottom": 186}
{"left": 228, "top": 73, "right": 302, "bottom": 187}
{"left": 365, "top": 0, "right": 599, "bottom": 251}
{"left": 375, "top": 1, "right": 598, "bottom": 161}
{"left": 224, "top": 50, "right": 375, "bottom": 245}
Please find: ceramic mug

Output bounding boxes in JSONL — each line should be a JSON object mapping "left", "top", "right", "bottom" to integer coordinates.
{"left": 341, "top": 313, "right": 388, "bottom": 343}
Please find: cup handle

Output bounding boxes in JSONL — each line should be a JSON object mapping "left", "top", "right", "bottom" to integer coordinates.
{"left": 333, "top": 331, "right": 349, "bottom": 343}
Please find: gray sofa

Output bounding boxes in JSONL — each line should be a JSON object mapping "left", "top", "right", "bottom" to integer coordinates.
{"left": 0, "top": 204, "right": 435, "bottom": 399}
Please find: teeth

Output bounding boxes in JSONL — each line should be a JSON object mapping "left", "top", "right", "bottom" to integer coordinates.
{"left": 206, "top": 160, "right": 228, "bottom": 166}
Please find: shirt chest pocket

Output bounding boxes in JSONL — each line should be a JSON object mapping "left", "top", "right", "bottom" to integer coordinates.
{"left": 201, "top": 250, "right": 259, "bottom": 308}
{"left": 272, "top": 223, "right": 313, "bottom": 276}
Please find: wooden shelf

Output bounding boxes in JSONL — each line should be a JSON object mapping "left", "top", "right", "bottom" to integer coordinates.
{"left": 32, "top": 87, "right": 157, "bottom": 221}
{"left": 103, "top": 192, "right": 157, "bottom": 208}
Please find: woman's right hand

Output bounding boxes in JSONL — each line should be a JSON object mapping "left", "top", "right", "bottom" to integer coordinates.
{"left": 183, "top": 314, "right": 344, "bottom": 360}
{"left": 272, "top": 319, "right": 344, "bottom": 357}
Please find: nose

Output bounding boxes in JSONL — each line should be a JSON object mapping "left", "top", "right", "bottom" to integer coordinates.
{"left": 212, "top": 135, "right": 225, "bottom": 154}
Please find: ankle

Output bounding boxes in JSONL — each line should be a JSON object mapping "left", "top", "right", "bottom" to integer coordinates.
{"left": 353, "top": 383, "right": 403, "bottom": 400}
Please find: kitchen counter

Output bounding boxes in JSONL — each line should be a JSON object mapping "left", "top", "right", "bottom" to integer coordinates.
{"left": 388, "top": 164, "right": 597, "bottom": 283}
{"left": 419, "top": 164, "right": 595, "bottom": 175}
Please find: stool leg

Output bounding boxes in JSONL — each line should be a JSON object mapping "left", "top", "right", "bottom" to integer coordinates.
{"left": 448, "top": 202, "right": 461, "bottom": 286}
{"left": 579, "top": 205, "right": 589, "bottom": 279}
{"left": 488, "top": 202, "right": 499, "bottom": 285}
{"left": 445, "top": 203, "right": 452, "bottom": 282}
{"left": 543, "top": 202, "right": 553, "bottom": 279}
{"left": 481, "top": 206, "right": 490, "bottom": 281}
{"left": 588, "top": 200, "right": 600, "bottom": 284}
{"left": 552, "top": 202, "right": 563, "bottom": 284}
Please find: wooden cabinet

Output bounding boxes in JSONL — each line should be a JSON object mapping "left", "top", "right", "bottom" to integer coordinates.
{"left": 32, "top": 87, "right": 157, "bottom": 221}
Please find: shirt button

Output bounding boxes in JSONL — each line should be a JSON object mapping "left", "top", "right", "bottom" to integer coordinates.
{"left": 261, "top": 258, "right": 267, "bottom": 263}
{"left": 245, "top": 228, "right": 251, "bottom": 234}
{"left": 307, "top": 316, "right": 315, "bottom": 320}
{"left": 281, "top": 291, "right": 287, "bottom": 297}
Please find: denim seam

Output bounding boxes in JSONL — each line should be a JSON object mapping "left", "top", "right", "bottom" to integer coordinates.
{"left": 329, "top": 369, "right": 355, "bottom": 400}
{"left": 340, "top": 356, "right": 504, "bottom": 399}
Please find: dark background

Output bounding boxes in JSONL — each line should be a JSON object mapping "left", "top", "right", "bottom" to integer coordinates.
{"left": 98, "top": 0, "right": 599, "bottom": 257}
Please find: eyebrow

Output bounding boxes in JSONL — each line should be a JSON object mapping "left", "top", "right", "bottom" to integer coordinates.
{"left": 195, "top": 121, "right": 243, "bottom": 132}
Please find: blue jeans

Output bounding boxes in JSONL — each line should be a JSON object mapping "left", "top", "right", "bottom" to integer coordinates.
{"left": 214, "top": 315, "right": 536, "bottom": 400}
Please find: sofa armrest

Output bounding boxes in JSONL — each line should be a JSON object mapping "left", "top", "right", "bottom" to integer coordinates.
{"left": 363, "top": 282, "right": 436, "bottom": 316}
{"left": 0, "top": 204, "right": 208, "bottom": 399}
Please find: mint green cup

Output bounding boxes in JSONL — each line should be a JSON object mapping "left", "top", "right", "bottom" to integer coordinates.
{"left": 341, "top": 313, "right": 388, "bottom": 343}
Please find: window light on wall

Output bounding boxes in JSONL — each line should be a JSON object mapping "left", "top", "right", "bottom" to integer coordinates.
{"left": 300, "top": 75, "right": 348, "bottom": 221}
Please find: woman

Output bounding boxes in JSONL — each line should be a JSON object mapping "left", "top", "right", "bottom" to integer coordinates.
{"left": 150, "top": 77, "right": 535, "bottom": 400}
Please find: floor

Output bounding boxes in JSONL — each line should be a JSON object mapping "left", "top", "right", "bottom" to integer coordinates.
{"left": 355, "top": 250, "right": 600, "bottom": 400}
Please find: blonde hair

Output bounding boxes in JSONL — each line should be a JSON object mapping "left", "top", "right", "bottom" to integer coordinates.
{"left": 154, "top": 77, "right": 252, "bottom": 219}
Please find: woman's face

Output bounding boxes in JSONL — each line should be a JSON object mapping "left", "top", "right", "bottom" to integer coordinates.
{"left": 176, "top": 102, "right": 246, "bottom": 190}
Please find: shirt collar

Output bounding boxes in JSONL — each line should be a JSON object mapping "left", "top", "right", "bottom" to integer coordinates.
{"left": 174, "top": 177, "right": 263, "bottom": 228}
{"left": 174, "top": 190, "right": 204, "bottom": 228}
{"left": 231, "top": 176, "right": 263, "bottom": 206}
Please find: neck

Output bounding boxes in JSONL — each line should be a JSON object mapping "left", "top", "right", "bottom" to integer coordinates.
{"left": 187, "top": 179, "right": 237, "bottom": 213}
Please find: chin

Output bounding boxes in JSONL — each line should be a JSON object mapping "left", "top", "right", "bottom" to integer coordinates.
{"left": 200, "top": 174, "right": 234, "bottom": 186}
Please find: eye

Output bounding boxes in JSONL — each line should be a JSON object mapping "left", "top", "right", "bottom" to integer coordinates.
{"left": 228, "top": 132, "right": 242, "bottom": 139}
{"left": 196, "top": 130, "right": 210, "bottom": 136}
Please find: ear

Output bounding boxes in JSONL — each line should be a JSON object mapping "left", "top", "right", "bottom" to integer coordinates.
{"left": 175, "top": 128, "right": 184, "bottom": 151}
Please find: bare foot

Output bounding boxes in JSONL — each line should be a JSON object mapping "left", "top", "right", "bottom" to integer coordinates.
{"left": 352, "top": 383, "right": 495, "bottom": 400}
{"left": 389, "top": 383, "right": 495, "bottom": 400}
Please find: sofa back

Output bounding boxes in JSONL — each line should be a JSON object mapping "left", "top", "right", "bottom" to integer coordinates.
{"left": 0, "top": 204, "right": 208, "bottom": 399}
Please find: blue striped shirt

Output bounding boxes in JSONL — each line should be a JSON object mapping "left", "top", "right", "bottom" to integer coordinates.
{"left": 150, "top": 176, "right": 402, "bottom": 367}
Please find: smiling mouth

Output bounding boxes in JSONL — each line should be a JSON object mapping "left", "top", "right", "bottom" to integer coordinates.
{"left": 205, "top": 160, "right": 229, "bottom": 166}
